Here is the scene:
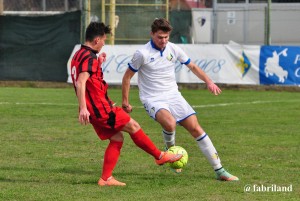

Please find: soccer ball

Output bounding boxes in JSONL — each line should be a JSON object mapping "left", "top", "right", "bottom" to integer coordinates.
{"left": 167, "top": 146, "right": 188, "bottom": 169}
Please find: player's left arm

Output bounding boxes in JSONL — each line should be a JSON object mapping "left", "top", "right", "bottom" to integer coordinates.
{"left": 76, "top": 72, "right": 91, "bottom": 125}
{"left": 186, "top": 61, "right": 222, "bottom": 95}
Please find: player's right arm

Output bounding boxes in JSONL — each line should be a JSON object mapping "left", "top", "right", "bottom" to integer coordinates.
{"left": 122, "top": 68, "right": 135, "bottom": 113}
{"left": 122, "top": 50, "right": 143, "bottom": 113}
{"left": 76, "top": 72, "right": 90, "bottom": 125}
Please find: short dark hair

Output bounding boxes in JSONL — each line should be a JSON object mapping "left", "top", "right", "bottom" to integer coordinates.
{"left": 85, "top": 22, "right": 111, "bottom": 42}
{"left": 151, "top": 18, "right": 173, "bottom": 33}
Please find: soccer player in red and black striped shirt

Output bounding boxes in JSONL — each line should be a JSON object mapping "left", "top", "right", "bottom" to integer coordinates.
{"left": 70, "top": 22, "right": 182, "bottom": 186}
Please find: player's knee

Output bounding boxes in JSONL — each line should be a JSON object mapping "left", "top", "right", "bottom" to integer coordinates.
{"left": 124, "top": 118, "right": 141, "bottom": 133}
{"left": 110, "top": 132, "right": 124, "bottom": 142}
{"left": 156, "top": 110, "right": 176, "bottom": 131}
{"left": 162, "top": 120, "right": 176, "bottom": 132}
{"left": 131, "top": 121, "right": 141, "bottom": 132}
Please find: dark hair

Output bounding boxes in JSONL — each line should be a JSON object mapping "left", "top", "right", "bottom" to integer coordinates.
{"left": 85, "top": 22, "right": 111, "bottom": 42}
{"left": 151, "top": 18, "right": 173, "bottom": 33}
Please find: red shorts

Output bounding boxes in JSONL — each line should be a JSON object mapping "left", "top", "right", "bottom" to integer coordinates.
{"left": 90, "top": 107, "right": 130, "bottom": 140}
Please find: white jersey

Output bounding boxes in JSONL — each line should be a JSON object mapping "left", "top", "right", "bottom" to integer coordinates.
{"left": 128, "top": 40, "right": 190, "bottom": 99}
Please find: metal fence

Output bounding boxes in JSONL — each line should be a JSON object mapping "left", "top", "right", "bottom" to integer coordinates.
{"left": 100, "top": 0, "right": 169, "bottom": 45}
{"left": 213, "top": 3, "right": 300, "bottom": 45}
{"left": 1, "top": 0, "right": 300, "bottom": 45}
{"left": 2, "top": 0, "right": 81, "bottom": 12}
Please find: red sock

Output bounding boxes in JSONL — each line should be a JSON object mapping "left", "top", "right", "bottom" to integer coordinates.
{"left": 130, "top": 129, "right": 161, "bottom": 159}
{"left": 101, "top": 140, "right": 123, "bottom": 181}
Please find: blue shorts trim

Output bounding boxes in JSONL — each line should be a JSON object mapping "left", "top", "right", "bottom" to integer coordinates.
{"left": 177, "top": 112, "right": 196, "bottom": 123}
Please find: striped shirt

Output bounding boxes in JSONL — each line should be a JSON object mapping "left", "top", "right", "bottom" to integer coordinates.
{"left": 71, "top": 45, "right": 114, "bottom": 120}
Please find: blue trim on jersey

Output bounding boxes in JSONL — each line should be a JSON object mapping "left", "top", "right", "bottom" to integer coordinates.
{"left": 196, "top": 133, "right": 208, "bottom": 141}
{"left": 150, "top": 39, "right": 166, "bottom": 56}
{"left": 177, "top": 112, "right": 196, "bottom": 123}
{"left": 182, "top": 58, "right": 191, "bottom": 65}
{"left": 128, "top": 63, "right": 138, "bottom": 72}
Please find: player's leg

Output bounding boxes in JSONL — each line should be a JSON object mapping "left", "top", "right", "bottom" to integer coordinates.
{"left": 122, "top": 118, "right": 160, "bottom": 159}
{"left": 98, "top": 132, "right": 126, "bottom": 186}
{"left": 122, "top": 117, "right": 182, "bottom": 165}
{"left": 142, "top": 99, "right": 177, "bottom": 149}
{"left": 179, "top": 115, "right": 221, "bottom": 168}
{"left": 179, "top": 115, "right": 239, "bottom": 181}
{"left": 155, "top": 109, "right": 177, "bottom": 149}
{"left": 155, "top": 109, "right": 182, "bottom": 173}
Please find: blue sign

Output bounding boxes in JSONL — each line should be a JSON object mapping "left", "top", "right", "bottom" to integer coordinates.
{"left": 259, "top": 46, "right": 300, "bottom": 85}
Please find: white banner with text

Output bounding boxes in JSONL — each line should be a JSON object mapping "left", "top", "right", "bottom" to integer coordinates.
{"left": 68, "top": 43, "right": 300, "bottom": 86}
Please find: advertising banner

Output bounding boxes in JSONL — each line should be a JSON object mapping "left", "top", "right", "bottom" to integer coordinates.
{"left": 259, "top": 46, "right": 300, "bottom": 85}
{"left": 67, "top": 43, "right": 299, "bottom": 86}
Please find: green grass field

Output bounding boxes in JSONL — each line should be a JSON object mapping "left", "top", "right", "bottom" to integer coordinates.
{"left": 0, "top": 86, "right": 299, "bottom": 201}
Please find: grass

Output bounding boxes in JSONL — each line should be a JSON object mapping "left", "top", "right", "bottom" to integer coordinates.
{"left": 0, "top": 86, "right": 299, "bottom": 201}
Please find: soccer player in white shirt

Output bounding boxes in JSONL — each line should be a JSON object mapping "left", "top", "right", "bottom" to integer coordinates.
{"left": 122, "top": 18, "right": 238, "bottom": 181}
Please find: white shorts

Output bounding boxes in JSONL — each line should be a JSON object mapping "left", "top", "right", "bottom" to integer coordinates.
{"left": 141, "top": 91, "right": 196, "bottom": 123}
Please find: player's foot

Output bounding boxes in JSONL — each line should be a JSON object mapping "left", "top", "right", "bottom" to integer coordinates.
{"left": 98, "top": 176, "right": 126, "bottom": 186}
{"left": 215, "top": 168, "right": 239, "bottom": 181}
{"left": 155, "top": 151, "right": 183, "bottom": 165}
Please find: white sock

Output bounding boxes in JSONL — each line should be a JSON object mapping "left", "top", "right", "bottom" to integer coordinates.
{"left": 196, "top": 133, "right": 222, "bottom": 170}
{"left": 162, "top": 129, "right": 175, "bottom": 148}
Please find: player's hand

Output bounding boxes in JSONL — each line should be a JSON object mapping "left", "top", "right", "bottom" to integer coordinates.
{"left": 122, "top": 104, "right": 133, "bottom": 113}
{"left": 207, "top": 82, "right": 222, "bottom": 95}
{"left": 98, "top": 52, "right": 106, "bottom": 63}
{"left": 79, "top": 108, "right": 90, "bottom": 125}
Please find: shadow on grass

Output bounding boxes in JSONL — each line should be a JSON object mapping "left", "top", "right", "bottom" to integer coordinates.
{"left": 0, "top": 165, "right": 212, "bottom": 186}
{"left": 0, "top": 165, "right": 98, "bottom": 184}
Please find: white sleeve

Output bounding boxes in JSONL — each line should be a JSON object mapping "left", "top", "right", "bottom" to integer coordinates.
{"left": 175, "top": 45, "right": 190, "bottom": 65}
{"left": 128, "top": 50, "right": 144, "bottom": 72}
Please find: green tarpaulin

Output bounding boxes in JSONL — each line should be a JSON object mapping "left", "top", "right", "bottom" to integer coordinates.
{"left": 0, "top": 11, "right": 81, "bottom": 81}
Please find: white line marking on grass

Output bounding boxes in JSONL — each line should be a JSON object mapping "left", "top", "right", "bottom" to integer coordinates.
{"left": 191, "top": 100, "right": 279, "bottom": 108}
{"left": 134, "top": 100, "right": 294, "bottom": 109}
{"left": 0, "top": 102, "right": 77, "bottom": 106}
{"left": 0, "top": 100, "right": 297, "bottom": 108}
